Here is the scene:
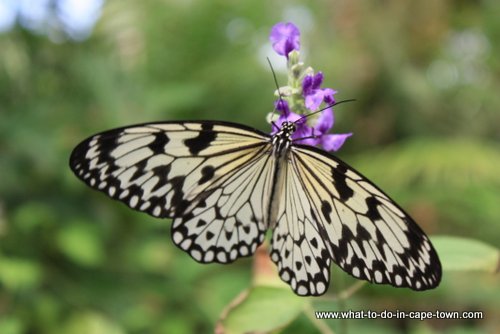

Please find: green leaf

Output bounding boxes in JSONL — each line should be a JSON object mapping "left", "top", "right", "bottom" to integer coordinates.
{"left": 431, "top": 236, "right": 499, "bottom": 272}
{"left": 0, "top": 256, "right": 42, "bottom": 291}
{"left": 60, "top": 312, "right": 124, "bottom": 334}
{"left": 56, "top": 221, "right": 104, "bottom": 267}
{"left": 131, "top": 238, "right": 172, "bottom": 273}
{"left": 0, "top": 317, "right": 24, "bottom": 334}
{"left": 216, "top": 286, "right": 307, "bottom": 334}
{"left": 12, "top": 201, "right": 55, "bottom": 232}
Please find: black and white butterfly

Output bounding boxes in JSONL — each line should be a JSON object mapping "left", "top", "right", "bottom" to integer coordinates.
{"left": 69, "top": 119, "right": 441, "bottom": 296}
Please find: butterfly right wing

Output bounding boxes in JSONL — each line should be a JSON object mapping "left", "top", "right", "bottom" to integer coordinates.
{"left": 70, "top": 121, "right": 274, "bottom": 263}
{"left": 271, "top": 144, "right": 441, "bottom": 296}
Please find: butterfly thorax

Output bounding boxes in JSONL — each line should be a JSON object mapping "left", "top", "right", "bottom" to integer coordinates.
{"left": 266, "top": 121, "right": 296, "bottom": 229}
{"left": 271, "top": 121, "right": 296, "bottom": 158}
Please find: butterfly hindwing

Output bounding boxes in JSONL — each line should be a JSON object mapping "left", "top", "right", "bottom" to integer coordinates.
{"left": 171, "top": 142, "right": 277, "bottom": 264}
{"left": 270, "top": 157, "right": 332, "bottom": 296}
{"left": 70, "top": 121, "right": 272, "bottom": 263}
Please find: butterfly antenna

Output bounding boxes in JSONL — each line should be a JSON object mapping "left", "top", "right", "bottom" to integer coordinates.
{"left": 295, "top": 98, "right": 356, "bottom": 125}
{"left": 267, "top": 57, "right": 284, "bottom": 131}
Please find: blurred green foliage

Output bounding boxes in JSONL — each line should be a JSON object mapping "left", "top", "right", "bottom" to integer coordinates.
{"left": 1, "top": 0, "right": 499, "bottom": 333}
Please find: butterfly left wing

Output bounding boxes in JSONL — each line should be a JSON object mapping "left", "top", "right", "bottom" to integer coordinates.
{"left": 271, "top": 144, "right": 441, "bottom": 296}
{"left": 70, "top": 121, "right": 273, "bottom": 264}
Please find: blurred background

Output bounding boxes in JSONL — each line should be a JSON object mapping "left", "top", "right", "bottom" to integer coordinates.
{"left": 0, "top": 0, "right": 499, "bottom": 333}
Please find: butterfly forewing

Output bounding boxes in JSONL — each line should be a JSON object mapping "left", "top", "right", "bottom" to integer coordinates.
{"left": 70, "top": 120, "right": 441, "bottom": 296}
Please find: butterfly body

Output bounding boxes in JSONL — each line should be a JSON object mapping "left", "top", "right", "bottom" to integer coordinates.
{"left": 70, "top": 120, "right": 441, "bottom": 296}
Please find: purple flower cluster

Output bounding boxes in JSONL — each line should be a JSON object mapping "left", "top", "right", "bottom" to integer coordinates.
{"left": 302, "top": 72, "right": 336, "bottom": 111}
{"left": 269, "top": 22, "right": 300, "bottom": 58}
{"left": 269, "top": 22, "right": 352, "bottom": 151}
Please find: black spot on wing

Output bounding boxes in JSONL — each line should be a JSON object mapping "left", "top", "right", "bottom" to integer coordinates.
{"left": 130, "top": 160, "right": 148, "bottom": 182}
{"left": 331, "top": 164, "right": 354, "bottom": 201}
{"left": 310, "top": 237, "right": 318, "bottom": 249}
{"left": 199, "top": 165, "right": 215, "bottom": 185}
{"left": 333, "top": 224, "right": 357, "bottom": 263}
{"left": 170, "top": 175, "right": 188, "bottom": 216}
{"left": 321, "top": 200, "right": 332, "bottom": 223}
{"left": 148, "top": 132, "right": 170, "bottom": 154}
{"left": 151, "top": 164, "right": 171, "bottom": 192}
{"left": 365, "top": 196, "right": 382, "bottom": 220}
{"left": 295, "top": 261, "right": 303, "bottom": 270}
{"left": 310, "top": 208, "right": 318, "bottom": 222}
{"left": 196, "top": 219, "right": 207, "bottom": 228}
{"left": 184, "top": 123, "right": 216, "bottom": 155}
{"left": 94, "top": 133, "right": 120, "bottom": 157}
{"left": 356, "top": 223, "right": 371, "bottom": 241}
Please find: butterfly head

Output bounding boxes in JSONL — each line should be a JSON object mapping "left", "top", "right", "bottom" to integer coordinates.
{"left": 271, "top": 121, "right": 296, "bottom": 156}
{"left": 281, "top": 121, "right": 297, "bottom": 134}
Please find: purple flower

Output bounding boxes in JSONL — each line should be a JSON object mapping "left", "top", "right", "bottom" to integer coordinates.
{"left": 267, "top": 21, "right": 351, "bottom": 152}
{"left": 302, "top": 73, "right": 337, "bottom": 111}
{"left": 272, "top": 101, "right": 350, "bottom": 151}
{"left": 296, "top": 108, "right": 352, "bottom": 151}
{"left": 312, "top": 108, "right": 352, "bottom": 150}
{"left": 302, "top": 72, "right": 323, "bottom": 95}
{"left": 271, "top": 100, "right": 292, "bottom": 132}
{"left": 274, "top": 99, "right": 290, "bottom": 116}
{"left": 315, "top": 107, "right": 334, "bottom": 133}
{"left": 322, "top": 88, "right": 336, "bottom": 104}
{"left": 320, "top": 133, "right": 352, "bottom": 151}
{"left": 272, "top": 100, "right": 304, "bottom": 132}
{"left": 269, "top": 22, "right": 300, "bottom": 57}
{"left": 272, "top": 100, "right": 352, "bottom": 151}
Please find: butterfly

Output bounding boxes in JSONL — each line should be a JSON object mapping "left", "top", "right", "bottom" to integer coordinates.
{"left": 69, "top": 119, "right": 441, "bottom": 296}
